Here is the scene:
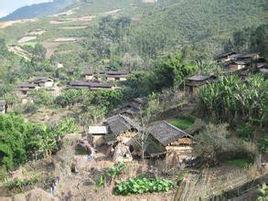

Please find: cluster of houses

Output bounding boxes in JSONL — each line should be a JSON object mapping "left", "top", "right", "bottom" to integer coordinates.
{"left": 17, "top": 77, "right": 55, "bottom": 97}
{"left": 185, "top": 51, "right": 268, "bottom": 96}
{"left": 88, "top": 113, "right": 194, "bottom": 162}
{"left": 216, "top": 51, "right": 267, "bottom": 74}
{"left": 68, "top": 70, "right": 129, "bottom": 90}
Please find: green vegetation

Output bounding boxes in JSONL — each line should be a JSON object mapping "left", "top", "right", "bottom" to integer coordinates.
{"left": 96, "top": 162, "right": 126, "bottom": 188}
{"left": 169, "top": 116, "right": 195, "bottom": 130}
{"left": 0, "top": 114, "right": 78, "bottom": 170}
{"left": 198, "top": 75, "right": 267, "bottom": 128}
{"left": 257, "top": 183, "right": 268, "bottom": 201}
{"left": 114, "top": 176, "right": 174, "bottom": 195}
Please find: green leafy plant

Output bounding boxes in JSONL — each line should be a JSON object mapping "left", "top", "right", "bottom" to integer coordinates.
{"left": 114, "top": 176, "right": 174, "bottom": 195}
{"left": 257, "top": 183, "right": 268, "bottom": 201}
{"left": 96, "top": 162, "right": 126, "bottom": 188}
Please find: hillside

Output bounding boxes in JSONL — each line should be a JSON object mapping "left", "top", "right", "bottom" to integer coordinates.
{"left": 0, "top": 0, "right": 74, "bottom": 21}
{"left": 127, "top": 0, "right": 266, "bottom": 58}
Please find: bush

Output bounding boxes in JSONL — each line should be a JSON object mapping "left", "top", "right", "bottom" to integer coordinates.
{"left": 194, "top": 124, "right": 257, "bottom": 166}
{"left": 29, "top": 89, "right": 54, "bottom": 106}
{"left": 23, "top": 102, "right": 38, "bottom": 114}
{"left": 114, "top": 176, "right": 174, "bottom": 195}
{"left": 0, "top": 114, "right": 78, "bottom": 170}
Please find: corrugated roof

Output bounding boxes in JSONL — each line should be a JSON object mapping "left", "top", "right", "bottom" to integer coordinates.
{"left": 88, "top": 126, "right": 108, "bottom": 135}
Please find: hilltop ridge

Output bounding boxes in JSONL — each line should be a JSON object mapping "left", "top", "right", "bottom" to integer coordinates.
{"left": 0, "top": 0, "right": 74, "bottom": 21}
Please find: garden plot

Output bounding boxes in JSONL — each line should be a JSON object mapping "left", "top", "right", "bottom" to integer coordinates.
{"left": 103, "top": 9, "right": 121, "bottom": 16}
{"left": 27, "top": 29, "right": 46, "bottom": 36}
{"left": 18, "top": 36, "right": 37, "bottom": 44}
{"left": 54, "top": 37, "right": 81, "bottom": 42}
{"left": 0, "top": 19, "right": 36, "bottom": 29}
{"left": 49, "top": 15, "right": 95, "bottom": 25}
{"left": 8, "top": 45, "right": 31, "bottom": 60}
{"left": 53, "top": 9, "right": 75, "bottom": 17}
{"left": 60, "top": 25, "right": 88, "bottom": 30}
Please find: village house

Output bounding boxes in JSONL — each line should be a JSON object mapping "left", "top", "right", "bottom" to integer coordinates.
{"left": 88, "top": 126, "right": 108, "bottom": 147}
{"left": 68, "top": 80, "right": 113, "bottom": 90}
{"left": 115, "top": 97, "right": 148, "bottom": 118}
{"left": 257, "top": 63, "right": 267, "bottom": 70}
{"left": 0, "top": 100, "right": 7, "bottom": 114}
{"left": 104, "top": 114, "right": 140, "bottom": 146}
{"left": 216, "top": 51, "right": 237, "bottom": 63}
{"left": 106, "top": 71, "right": 128, "bottom": 81}
{"left": 16, "top": 83, "right": 36, "bottom": 104}
{"left": 259, "top": 67, "right": 268, "bottom": 78}
{"left": 30, "top": 77, "right": 54, "bottom": 88}
{"left": 145, "top": 121, "right": 193, "bottom": 158}
{"left": 17, "top": 83, "right": 36, "bottom": 96}
{"left": 256, "top": 57, "right": 267, "bottom": 70}
{"left": 82, "top": 69, "right": 95, "bottom": 81}
{"left": 236, "top": 53, "right": 260, "bottom": 62}
{"left": 185, "top": 75, "right": 217, "bottom": 95}
{"left": 226, "top": 60, "right": 248, "bottom": 71}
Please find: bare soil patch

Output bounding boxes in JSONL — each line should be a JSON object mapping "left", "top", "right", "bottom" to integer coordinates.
{"left": 0, "top": 19, "right": 36, "bottom": 29}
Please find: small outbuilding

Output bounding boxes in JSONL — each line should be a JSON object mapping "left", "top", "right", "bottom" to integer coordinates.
{"left": 185, "top": 75, "right": 217, "bottom": 95}
{"left": 83, "top": 69, "right": 95, "bottom": 81}
{"left": 115, "top": 97, "right": 148, "bottom": 118}
{"left": 88, "top": 126, "right": 108, "bottom": 146}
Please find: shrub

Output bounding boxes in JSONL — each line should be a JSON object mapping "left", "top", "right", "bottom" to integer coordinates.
{"left": 29, "top": 89, "right": 54, "bottom": 106}
{"left": 23, "top": 102, "right": 38, "bottom": 114}
{"left": 0, "top": 114, "right": 78, "bottom": 170}
{"left": 194, "top": 124, "right": 257, "bottom": 166}
{"left": 257, "top": 183, "right": 268, "bottom": 201}
{"left": 114, "top": 176, "right": 174, "bottom": 195}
